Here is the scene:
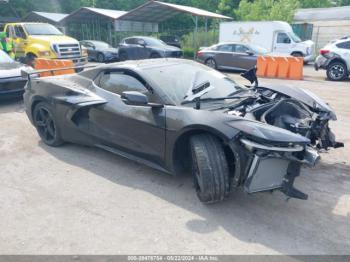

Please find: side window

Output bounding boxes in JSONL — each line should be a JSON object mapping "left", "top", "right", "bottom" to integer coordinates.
{"left": 6, "top": 26, "right": 15, "bottom": 38}
{"left": 14, "top": 26, "right": 26, "bottom": 39}
{"left": 277, "top": 33, "right": 291, "bottom": 44}
{"left": 99, "top": 72, "right": 149, "bottom": 96}
{"left": 235, "top": 44, "right": 249, "bottom": 53}
{"left": 336, "top": 41, "right": 350, "bottom": 50}
{"left": 125, "top": 38, "right": 137, "bottom": 45}
{"left": 217, "top": 44, "right": 233, "bottom": 52}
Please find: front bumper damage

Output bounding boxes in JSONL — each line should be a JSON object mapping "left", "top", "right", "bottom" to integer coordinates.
{"left": 230, "top": 138, "right": 320, "bottom": 200}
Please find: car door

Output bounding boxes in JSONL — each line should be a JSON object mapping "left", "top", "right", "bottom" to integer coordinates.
{"left": 231, "top": 44, "right": 257, "bottom": 70}
{"left": 273, "top": 32, "right": 292, "bottom": 55}
{"left": 336, "top": 40, "right": 350, "bottom": 70}
{"left": 213, "top": 44, "right": 235, "bottom": 69}
{"left": 122, "top": 38, "right": 142, "bottom": 60}
{"left": 87, "top": 69, "right": 166, "bottom": 165}
{"left": 82, "top": 41, "right": 97, "bottom": 60}
{"left": 13, "top": 25, "right": 27, "bottom": 57}
{"left": 135, "top": 38, "right": 150, "bottom": 59}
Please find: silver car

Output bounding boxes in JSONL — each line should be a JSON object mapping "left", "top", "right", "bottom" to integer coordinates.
{"left": 196, "top": 42, "right": 268, "bottom": 71}
{"left": 314, "top": 36, "right": 350, "bottom": 81}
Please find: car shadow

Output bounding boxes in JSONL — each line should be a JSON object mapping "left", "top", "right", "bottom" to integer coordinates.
{"left": 40, "top": 142, "right": 350, "bottom": 255}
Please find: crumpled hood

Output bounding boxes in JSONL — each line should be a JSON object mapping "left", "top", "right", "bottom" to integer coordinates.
{"left": 259, "top": 84, "right": 334, "bottom": 113}
{"left": 0, "top": 62, "right": 29, "bottom": 79}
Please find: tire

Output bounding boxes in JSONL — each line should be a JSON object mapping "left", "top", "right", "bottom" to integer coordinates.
{"left": 150, "top": 53, "right": 161, "bottom": 59}
{"left": 33, "top": 102, "right": 63, "bottom": 147}
{"left": 119, "top": 52, "right": 128, "bottom": 61}
{"left": 205, "top": 58, "right": 217, "bottom": 69}
{"left": 97, "top": 53, "right": 105, "bottom": 63}
{"left": 327, "top": 62, "right": 347, "bottom": 81}
{"left": 25, "top": 53, "right": 37, "bottom": 67}
{"left": 190, "top": 134, "right": 230, "bottom": 204}
{"left": 291, "top": 52, "right": 303, "bottom": 58}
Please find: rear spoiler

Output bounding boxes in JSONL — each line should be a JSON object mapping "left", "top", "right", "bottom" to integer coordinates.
{"left": 20, "top": 64, "right": 98, "bottom": 80}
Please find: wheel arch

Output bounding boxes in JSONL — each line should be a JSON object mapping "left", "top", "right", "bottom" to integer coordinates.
{"left": 327, "top": 57, "right": 348, "bottom": 71}
{"left": 171, "top": 126, "right": 235, "bottom": 177}
{"left": 291, "top": 51, "right": 304, "bottom": 57}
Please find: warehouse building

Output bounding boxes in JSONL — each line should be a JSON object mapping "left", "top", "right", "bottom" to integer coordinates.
{"left": 294, "top": 5, "right": 350, "bottom": 50}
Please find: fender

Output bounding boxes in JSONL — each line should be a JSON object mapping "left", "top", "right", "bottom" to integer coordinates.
{"left": 324, "top": 54, "right": 348, "bottom": 70}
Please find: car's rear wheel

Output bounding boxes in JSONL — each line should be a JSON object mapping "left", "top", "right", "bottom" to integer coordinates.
{"left": 327, "top": 62, "right": 347, "bottom": 81}
{"left": 119, "top": 52, "right": 128, "bottom": 61}
{"left": 190, "top": 134, "right": 230, "bottom": 204}
{"left": 33, "top": 102, "right": 63, "bottom": 147}
{"left": 97, "top": 53, "right": 105, "bottom": 63}
{"left": 205, "top": 58, "right": 217, "bottom": 69}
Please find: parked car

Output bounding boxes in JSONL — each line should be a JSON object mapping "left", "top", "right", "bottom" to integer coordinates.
{"left": 160, "top": 35, "right": 181, "bottom": 48}
{"left": 0, "top": 49, "right": 31, "bottom": 99}
{"left": 118, "top": 36, "right": 183, "bottom": 61}
{"left": 197, "top": 42, "right": 268, "bottom": 70}
{"left": 80, "top": 40, "right": 119, "bottom": 63}
{"left": 220, "top": 21, "right": 315, "bottom": 63}
{"left": 314, "top": 37, "right": 350, "bottom": 81}
{"left": 23, "top": 59, "right": 342, "bottom": 203}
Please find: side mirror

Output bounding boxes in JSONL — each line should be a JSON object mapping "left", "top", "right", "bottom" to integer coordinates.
{"left": 245, "top": 50, "right": 254, "bottom": 56}
{"left": 122, "top": 91, "right": 148, "bottom": 105}
{"left": 121, "top": 91, "right": 164, "bottom": 108}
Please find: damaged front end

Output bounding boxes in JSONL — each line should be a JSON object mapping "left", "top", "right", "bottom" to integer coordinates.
{"left": 227, "top": 120, "right": 321, "bottom": 200}
{"left": 225, "top": 87, "right": 343, "bottom": 151}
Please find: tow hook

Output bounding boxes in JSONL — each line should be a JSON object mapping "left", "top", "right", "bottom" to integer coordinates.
{"left": 281, "top": 162, "right": 308, "bottom": 200}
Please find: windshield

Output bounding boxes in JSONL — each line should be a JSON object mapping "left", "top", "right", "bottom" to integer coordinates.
{"left": 248, "top": 44, "right": 268, "bottom": 54}
{"left": 144, "top": 37, "right": 167, "bottom": 47}
{"left": 143, "top": 62, "right": 245, "bottom": 105}
{"left": 0, "top": 50, "right": 14, "bottom": 63}
{"left": 91, "top": 41, "right": 112, "bottom": 49}
{"left": 289, "top": 32, "right": 301, "bottom": 43}
{"left": 24, "top": 24, "right": 63, "bottom": 36}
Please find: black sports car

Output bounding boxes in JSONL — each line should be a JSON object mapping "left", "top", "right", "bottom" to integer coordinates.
{"left": 0, "top": 50, "right": 31, "bottom": 99}
{"left": 118, "top": 36, "right": 183, "bottom": 61}
{"left": 23, "top": 59, "right": 342, "bottom": 203}
{"left": 80, "top": 40, "right": 119, "bottom": 63}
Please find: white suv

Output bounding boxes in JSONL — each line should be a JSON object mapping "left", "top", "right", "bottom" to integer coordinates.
{"left": 314, "top": 37, "right": 350, "bottom": 81}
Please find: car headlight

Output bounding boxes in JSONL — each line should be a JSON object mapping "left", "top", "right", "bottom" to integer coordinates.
{"left": 226, "top": 120, "right": 309, "bottom": 144}
{"left": 38, "top": 51, "right": 51, "bottom": 57}
{"left": 82, "top": 48, "right": 88, "bottom": 56}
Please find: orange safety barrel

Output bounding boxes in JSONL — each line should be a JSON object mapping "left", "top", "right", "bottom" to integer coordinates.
{"left": 265, "top": 56, "right": 278, "bottom": 78}
{"left": 256, "top": 56, "right": 268, "bottom": 77}
{"left": 276, "top": 57, "right": 290, "bottom": 79}
{"left": 288, "top": 57, "right": 304, "bottom": 80}
{"left": 34, "top": 59, "right": 75, "bottom": 77}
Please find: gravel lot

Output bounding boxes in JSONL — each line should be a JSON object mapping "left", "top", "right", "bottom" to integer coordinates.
{"left": 0, "top": 65, "right": 349, "bottom": 255}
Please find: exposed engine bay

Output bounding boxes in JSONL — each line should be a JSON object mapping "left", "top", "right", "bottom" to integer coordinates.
{"left": 225, "top": 86, "right": 343, "bottom": 151}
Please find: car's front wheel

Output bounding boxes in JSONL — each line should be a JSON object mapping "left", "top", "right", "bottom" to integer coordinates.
{"left": 190, "top": 134, "right": 230, "bottom": 204}
{"left": 327, "top": 62, "right": 348, "bottom": 81}
{"left": 97, "top": 53, "right": 105, "bottom": 63}
{"left": 33, "top": 102, "right": 63, "bottom": 147}
{"left": 205, "top": 58, "right": 217, "bottom": 69}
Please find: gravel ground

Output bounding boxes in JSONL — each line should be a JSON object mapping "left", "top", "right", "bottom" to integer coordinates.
{"left": 0, "top": 65, "right": 349, "bottom": 255}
